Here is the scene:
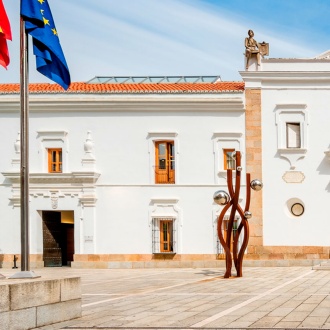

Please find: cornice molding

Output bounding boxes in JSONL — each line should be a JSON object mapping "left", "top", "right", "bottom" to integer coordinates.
{"left": 241, "top": 71, "right": 330, "bottom": 81}
{"left": 2, "top": 171, "right": 101, "bottom": 184}
{"left": 241, "top": 71, "right": 330, "bottom": 89}
{"left": 0, "top": 97, "right": 245, "bottom": 113}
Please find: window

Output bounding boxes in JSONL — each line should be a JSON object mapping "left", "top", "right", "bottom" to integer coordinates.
{"left": 212, "top": 132, "right": 243, "bottom": 183}
{"left": 275, "top": 105, "right": 308, "bottom": 169}
{"left": 274, "top": 104, "right": 308, "bottom": 150}
{"left": 37, "top": 131, "right": 68, "bottom": 173}
{"left": 152, "top": 218, "right": 176, "bottom": 253}
{"left": 48, "top": 149, "right": 62, "bottom": 173}
{"left": 286, "top": 123, "right": 301, "bottom": 148}
{"left": 155, "top": 141, "right": 175, "bottom": 184}
{"left": 216, "top": 216, "right": 241, "bottom": 259}
{"left": 223, "top": 149, "right": 236, "bottom": 170}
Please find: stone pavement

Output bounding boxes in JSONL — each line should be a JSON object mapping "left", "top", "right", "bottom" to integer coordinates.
{"left": 1, "top": 264, "right": 330, "bottom": 329}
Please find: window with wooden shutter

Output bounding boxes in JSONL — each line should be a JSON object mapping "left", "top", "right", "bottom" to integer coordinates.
{"left": 216, "top": 216, "right": 242, "bottom": 259}
{"left": 48, "top": 148, "right": 62, "bottom": 173}
{"left": 152, "top": 218, "right": 176, "bottom": 253}
{"left": 223, "top": 149, "right": 236, "bottom": 170}
{"left": 155, "top": 141, "right": 175, "bottom": 184}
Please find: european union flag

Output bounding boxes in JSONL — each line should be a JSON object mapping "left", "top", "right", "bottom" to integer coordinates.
{"left": 21, "top": 0, "right": 70, "bottom": 89}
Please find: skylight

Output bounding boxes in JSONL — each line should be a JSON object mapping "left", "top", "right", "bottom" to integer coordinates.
{"left": 87, "top": 76, "right": 221, "bottom": 84}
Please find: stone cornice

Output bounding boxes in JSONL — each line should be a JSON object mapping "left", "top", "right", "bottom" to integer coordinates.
{"left": 240, "top": 71, "right": 330, "bottom": 88}
{"left": 2, "top": 171, "right": 100, "bottom": 184}
{"left": 0, "top": 97, "right": 245, "bottom": 112}
{"left": 263, "top": 58, "right": 330, "bottom": 63}
{"left": 241, "top": 71, "right": 330, "bottom": 80}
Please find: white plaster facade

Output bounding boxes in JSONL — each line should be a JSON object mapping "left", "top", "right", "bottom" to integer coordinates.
{"left": 241, "top": 53, "right": 330, "bottom": 248}
{"left": 2, "top": 50, "right": 330, "bottom": 269}
{"left": 0, "top": 90, "right": 246, "bottom": 267}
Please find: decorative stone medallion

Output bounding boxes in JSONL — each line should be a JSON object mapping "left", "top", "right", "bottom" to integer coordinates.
{"left": 282, "top": 171, "right": 305, "bottom": 183}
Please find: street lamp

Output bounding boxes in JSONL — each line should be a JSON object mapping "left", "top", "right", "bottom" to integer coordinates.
{"left": 213, "top": 151, "right": 262, "bottom": 278}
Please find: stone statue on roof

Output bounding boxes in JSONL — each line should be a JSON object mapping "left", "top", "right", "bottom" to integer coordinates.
{"left": 245, "top": 30, "right": 269, "bottom": 70}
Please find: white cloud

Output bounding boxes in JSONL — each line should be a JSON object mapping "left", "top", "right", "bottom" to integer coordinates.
{"left": 0, "top": 0, "right": 325, "bottom": 84}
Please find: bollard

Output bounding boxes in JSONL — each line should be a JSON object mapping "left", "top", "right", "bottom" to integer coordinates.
{"left": 12, "top": 255, "right": 18, "bottom": 269}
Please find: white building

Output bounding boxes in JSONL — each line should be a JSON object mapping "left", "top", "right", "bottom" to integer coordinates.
{"left": 241, "top": 51, "right": 330, "bottom": 263}
{"left": 1, "top": 50, "right": 330, "bottom": 269}
{"left": 0, "top": 77, "right": 247, "bottom": 268}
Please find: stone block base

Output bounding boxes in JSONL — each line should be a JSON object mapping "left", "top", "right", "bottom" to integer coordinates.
{"left": 0, "top": 254, "right": 43, "bottom": 269}
{"left": 0, "top": 276, "right": 81, "bottom": 330}
{"left": 71, "top": 258, "right": 326, "bottom": 269}
{"left": 1, "top": 249, "right": 329, "bottom": 270}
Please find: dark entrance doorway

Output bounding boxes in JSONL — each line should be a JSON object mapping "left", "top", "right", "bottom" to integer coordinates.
{"left": 42, "top": 211, "right": 74, "bottom": 267}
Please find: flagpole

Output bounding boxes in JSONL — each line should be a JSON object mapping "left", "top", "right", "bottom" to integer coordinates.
{"left": 9, "top": 6, "right": 39, "bottom": 279}
{"left": 20, "top": 12, "right": 30, "bottom": 272}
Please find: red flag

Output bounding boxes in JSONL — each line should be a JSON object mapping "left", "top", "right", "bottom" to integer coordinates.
{"left": 0, "top": 0, "right": 11, "bottom": 69}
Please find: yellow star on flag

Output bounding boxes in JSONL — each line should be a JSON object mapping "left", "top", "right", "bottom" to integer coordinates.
{"left": 38, "top": 0, "right": 45, "bottom": 4}
{"left": 43, "top": 17, "right": 50, "bottom": 25}
{"left": 51, "top": 28, "right": 58, "bottom": 36}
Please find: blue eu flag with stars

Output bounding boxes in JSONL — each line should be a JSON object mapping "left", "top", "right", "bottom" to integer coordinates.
{"left": 21, "top": 0, "right": 71, "bottom": 90}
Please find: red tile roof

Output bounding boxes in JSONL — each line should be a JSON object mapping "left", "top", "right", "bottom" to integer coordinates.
{"left": 0, "top": 82, "right": 244, "bottom": 94}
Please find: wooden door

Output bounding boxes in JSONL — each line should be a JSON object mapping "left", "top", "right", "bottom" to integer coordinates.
{"left": 42, "top": 211, "right": 62, "bottom": 267}
{"left": 63, "top": 225, "right": 74, "bottom": 266}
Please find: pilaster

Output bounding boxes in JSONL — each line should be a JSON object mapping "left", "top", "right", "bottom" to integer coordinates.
{"left": 245, "top": 89, "right": 263, "bottom": 253}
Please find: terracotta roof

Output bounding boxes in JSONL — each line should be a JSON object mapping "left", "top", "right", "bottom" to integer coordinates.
{"left": 0, "top": 82, "right": 244, "bottom": 94}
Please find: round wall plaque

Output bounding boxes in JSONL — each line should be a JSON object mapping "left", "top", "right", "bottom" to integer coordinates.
{"left": 291, "top": 203, "right": 304, "bottom": 216}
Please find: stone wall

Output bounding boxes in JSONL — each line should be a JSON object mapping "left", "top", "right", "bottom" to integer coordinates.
{"left": 245, "top": 88, "right": 263, "bottom": 254}
{"left": 0, "top": 277, "right": 81, "bottom": 329}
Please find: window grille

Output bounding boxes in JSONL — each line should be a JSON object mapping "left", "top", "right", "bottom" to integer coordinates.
{"left": 216, "top": 215, "right": 242, "bottom": 259}
{"left": 152, "top": 217, "right": 176, "bottom": 253}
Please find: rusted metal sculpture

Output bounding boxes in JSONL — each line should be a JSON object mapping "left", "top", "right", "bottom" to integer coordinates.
{"left": 213, "top": 151, "right": 262, "bottom": 278}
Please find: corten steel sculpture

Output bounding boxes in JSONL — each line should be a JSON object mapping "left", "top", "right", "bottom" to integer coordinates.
{"left": 213, "top": 151, "right": 262, "bottom": 278}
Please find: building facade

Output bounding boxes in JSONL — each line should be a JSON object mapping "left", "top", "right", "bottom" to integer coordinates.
{"left": 0, "top": 78, "right": 248, "bottom": 268}
{"left": 1, "top": 51, "right": 330, "bottom": 269}
{"left": 242, "top": 51, "right": 330, "bottom": 262}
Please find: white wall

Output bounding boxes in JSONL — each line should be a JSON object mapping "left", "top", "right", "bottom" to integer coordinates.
{"left": 0, "top": 93, "right": 246, "bottom": 256}
{"left": 242, "top": 56, "right": 330, "bottom": 247}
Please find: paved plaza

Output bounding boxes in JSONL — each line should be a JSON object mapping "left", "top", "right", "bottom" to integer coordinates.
{"left": 1, "top": 263, "right": 330, "bottom": 330}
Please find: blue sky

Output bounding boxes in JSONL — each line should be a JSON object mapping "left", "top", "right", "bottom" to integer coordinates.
{"left": 1, "top": 0, "right": 330, "bottom": 84}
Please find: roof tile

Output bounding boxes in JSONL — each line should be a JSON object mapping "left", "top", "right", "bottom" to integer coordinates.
{"left": 0, "top": 82, "right": 245, "bottom": 94}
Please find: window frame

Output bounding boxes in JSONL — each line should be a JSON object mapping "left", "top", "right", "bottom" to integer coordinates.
{"left": 286, "top": 122, "right": 301, "bottom": 149}
{"left": 216, "top": 215, "right": 242, "bottom": 258}
{"left": 152, "top": 217, "right": 176, "bottom": 254}
{"left": 275, "top": 104, "right": 308, "bottom": 150}
{"left": 37, "top": 131, "right": 68, "bottom": 173}
{"left": 48, "top": 148, "right": 63, "bottom": 173}
{"left": 154, "top": 140, "right": 175, "bottom": 184}
{"left": 223, "top": 148, "right": 236, "bottom": 170}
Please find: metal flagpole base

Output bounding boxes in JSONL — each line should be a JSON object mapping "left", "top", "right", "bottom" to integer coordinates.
{"left": 8, "top": 271, "right": 40, "bottom": 279}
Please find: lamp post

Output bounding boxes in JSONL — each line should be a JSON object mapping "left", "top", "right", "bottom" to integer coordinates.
{"left": 213, "top": 151, "right": 262, "bottom": 278}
